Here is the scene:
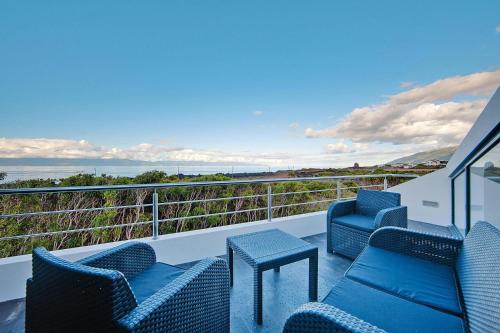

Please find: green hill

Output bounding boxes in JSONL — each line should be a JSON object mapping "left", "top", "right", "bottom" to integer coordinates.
{"left": 388, "top": 146, "right": 457, "bottom": 165}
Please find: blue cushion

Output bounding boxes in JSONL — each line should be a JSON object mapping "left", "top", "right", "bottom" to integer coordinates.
{"left": 332, "top": 214, "right": 376, "bottom": 232}
{"left": 346, "top": 246, "right": 462, "bottom": 315}
{"left": 128, "top": 262, "right": 185, "bottom": 303}
{"left": 324, "top": 278, "right": 465, "bottom": 333}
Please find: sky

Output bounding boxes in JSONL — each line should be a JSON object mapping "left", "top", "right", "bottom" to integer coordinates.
{"left": 1, "top": 1, "right": 499, "bottom": 167}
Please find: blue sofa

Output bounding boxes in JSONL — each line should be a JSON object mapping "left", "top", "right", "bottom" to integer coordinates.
{"left": 284, "top": 221, "right": 500, "bottom": 333}
{"left": 327, "top": 189, "right": 407, "bottom": 259}
{"left": 26, "top": 242, "right": 230, "bottom": 333}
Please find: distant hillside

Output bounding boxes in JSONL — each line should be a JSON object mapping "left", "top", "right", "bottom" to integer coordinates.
{"left": 388, "top": 146, "right": 457, "bottom": 165}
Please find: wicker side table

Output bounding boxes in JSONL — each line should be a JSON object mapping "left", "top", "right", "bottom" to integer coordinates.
{"left": 227, "top": 229, "right": 318, "bottom": 325}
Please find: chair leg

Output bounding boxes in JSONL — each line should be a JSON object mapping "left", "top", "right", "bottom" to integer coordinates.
{"left": 254, "top": 268, "right": 263, "bottom": 325}
{"left": 227, "top": 245, "right": 233, "bottom": 287}
{"left": 309, "top": 252, "right": 318, "bottom": 302}
{"left": 327, "top": 222, "right": 333, "bottom": 253}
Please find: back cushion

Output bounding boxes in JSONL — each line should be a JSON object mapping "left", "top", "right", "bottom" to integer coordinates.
{"left": 28, "top": 248, "right": 136, "bottom": 332}
{"left": 456, "top": 222, "right": 500, "bottom": 333}
{"left": 355, "top": 190, "right": 401, "bottom": 217}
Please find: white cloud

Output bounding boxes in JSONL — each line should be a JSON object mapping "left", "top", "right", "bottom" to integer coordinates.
{"left": 288, "top": 122, "right": 300, "bottom": 129}
{"left": 0, "top": 137, "right": 427, "bottom": 168}
{"left": 305, "top": 69, "right": 500, "bottom": 146}
{"left": 324, "top": 141, "right": 372, "bottom": 155}
{"left": 253, "top": 110, "right": 264, "bottom": 116}
{"left": 324, "top": 142, "right": 355, "bottom": 154}
{"left": 0, "top": 138, "right": 303, "bottom": 166}
{"left": 400, "top": 81, "right": 415, "bottom": 88}
{"left": 0, "top": 138, "right": 108, "bottom": 159}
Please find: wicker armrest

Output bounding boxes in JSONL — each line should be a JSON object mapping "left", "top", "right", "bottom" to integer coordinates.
{"left": 327, "top": 200, "right": 356, "bottom": 221}
{"left": 117, "top": 257, "right": 230, "bottom": 333}
{"left": 369, "top": 227, "right": 463, "bottom": 266}
{"left": 374, "top": 206, "right": 407, "bottom": 229}
{"left": 283, "top": 302, "right": 386, "bottom": 333}
{"left": 78, "top": 242, "right": 156, "bottom": 280}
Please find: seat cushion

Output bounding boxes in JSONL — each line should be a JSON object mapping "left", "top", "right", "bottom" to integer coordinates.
{"left": 323, "top": 278, "right": 465, "bottom": 333}
{"left": 346, "top": 246, "right": 462, "bottom": 315}
{"left": 332, "top": 214, "right": 376, "bottom": 232}
{"left": 128, "top": 262, "right": 185, "bottom": 303}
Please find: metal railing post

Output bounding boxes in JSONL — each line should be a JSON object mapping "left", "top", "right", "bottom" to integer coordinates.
{"left": 383, "top": 177, "right": 388, "bottom": 191}
{"left": 336, "top": 180, "right": 341, "bottom": 201}
{"left": 267, "top": 185, "right": 272, "bottom": 221}
{"left": 152, "top": 190, "right": 159, "bottom": 239}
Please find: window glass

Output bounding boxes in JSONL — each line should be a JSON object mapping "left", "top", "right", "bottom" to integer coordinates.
{"left": 453, "top": 172, "right": 466, "bottom": 235}
{"left": 470, "top": 141, "right": 500, "bottom": 230}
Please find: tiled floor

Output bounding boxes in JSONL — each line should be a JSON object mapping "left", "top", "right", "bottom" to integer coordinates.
{"left": 0, "top": 220, "right": 453, "bottom": 333}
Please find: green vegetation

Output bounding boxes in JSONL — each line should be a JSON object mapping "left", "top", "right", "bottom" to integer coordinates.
{"left": 0, "top": 169, "right": 412, "bottom": 257}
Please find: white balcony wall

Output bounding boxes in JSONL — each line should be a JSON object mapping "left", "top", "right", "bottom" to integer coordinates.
{"left": 388, "top": 168, "right": 451, "bottom": 226}
{"left": 0, "top": 211, "right": 326, "bottom": 303}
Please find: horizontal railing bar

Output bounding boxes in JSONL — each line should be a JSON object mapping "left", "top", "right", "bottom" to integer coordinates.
{"left": 270, "top": 196, "right": 357, "bottom": 209}
{"left": 158, "top": 207, "right": 268, "bottom": 223}
{"left": 272, "top": 188, "right": 335, "bottom": 196}
{"left": 340, "top": 184, "right": 383, "bottom": 190}
{"left": 341, "top": 196, "right": 356, "bottom": 200}
{"left": 272, "top": 199, "right": 334, "bottom": 209}
{"left": 158, "top": 194, "right": 267, "bottom": 206}
{"left": 272, "top": 184, "right": 384, "bottom": 196}
{"left": 0, "top": 174, "right": 417, "bottom": 194}
{"left": 0, "top": 221, "right": 152, "bottom": 241}
{"left": 0, "top": 204, "right": 152, "bottom": 219}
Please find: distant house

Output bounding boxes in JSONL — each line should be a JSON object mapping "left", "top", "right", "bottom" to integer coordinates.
{"left": 424, "top": 160, "right": 441, "bottom": 167}
{"left": 390, "top": 162, "right": 416, "bottom": 169}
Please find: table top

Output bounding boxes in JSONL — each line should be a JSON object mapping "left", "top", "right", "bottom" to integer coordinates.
{"left": 227, "top": 229, "right": 317, "bottom": 263}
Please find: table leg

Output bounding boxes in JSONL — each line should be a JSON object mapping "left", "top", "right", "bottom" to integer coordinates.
{"left": 227, "top": 244, "right": 233, "bottom": 287}
{"left": 254, "top": 268, "right": 263, "bottom": 325}
{"left": 309, "top": 251, "right": 318, "bottom": 302}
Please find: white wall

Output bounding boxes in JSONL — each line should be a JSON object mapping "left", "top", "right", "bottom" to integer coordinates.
{"left": 388, "top": 168, "right": 451, "bottom": 226}
{"left": 0, "top": 211, "right": 326, "bottom": 303}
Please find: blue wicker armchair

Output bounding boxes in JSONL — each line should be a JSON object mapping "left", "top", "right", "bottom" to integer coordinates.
{"left": 327, "top": 189, "right": 407, "bottom": 258}
{"left": 26, "top": 241, "right": 230, "bottom": 333}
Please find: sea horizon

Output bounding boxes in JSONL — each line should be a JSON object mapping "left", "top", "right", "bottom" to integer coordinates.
{"left": 0, "top": 164, "right": 284, "bottom": 183}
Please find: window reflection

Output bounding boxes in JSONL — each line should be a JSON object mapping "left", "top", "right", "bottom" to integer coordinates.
{"left": 470, "top": 141, "right": 500, "bottom": 230}
{"left": 453, "top": 172, "right": 466, "bottom": 235}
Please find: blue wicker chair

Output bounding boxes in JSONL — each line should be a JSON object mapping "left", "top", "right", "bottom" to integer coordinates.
{"left": 26, "top": 241, "right": 230, "bottom": 333}
{"left": 283, "top": 221, "right": 500, "bottom": 333}
{"left": 327, "top": 189, "right": 407, "bottom": 259}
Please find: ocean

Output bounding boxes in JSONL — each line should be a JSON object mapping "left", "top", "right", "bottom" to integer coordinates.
{"left": 0, "top": 165, "right": 282, "bottom": 183}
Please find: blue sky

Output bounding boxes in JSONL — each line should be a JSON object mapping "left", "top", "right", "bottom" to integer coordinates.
{"left": 1, "top": 1, "right": 499, "bottom": 166}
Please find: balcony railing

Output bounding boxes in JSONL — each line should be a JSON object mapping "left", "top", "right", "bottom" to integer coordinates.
{"left": 0, "top": 174, "right": 417, "bottom": 257}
